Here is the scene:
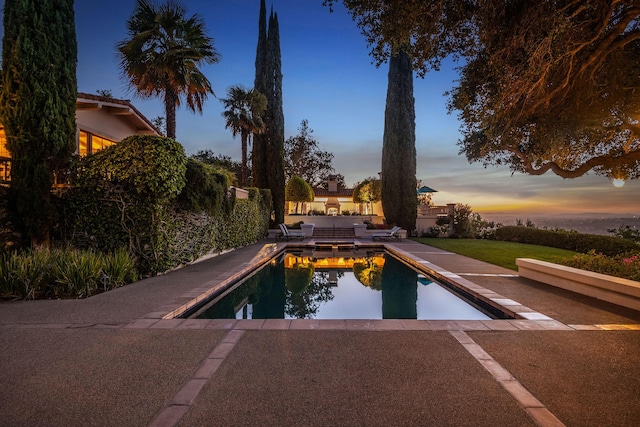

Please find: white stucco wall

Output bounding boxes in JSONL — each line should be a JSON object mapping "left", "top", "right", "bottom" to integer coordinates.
{"left": 76, "top": 108, "right": 144, "bottom": 142}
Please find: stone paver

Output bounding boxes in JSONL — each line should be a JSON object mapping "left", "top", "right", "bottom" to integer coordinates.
{"left": 1, "top": 239, "right": 638, "bottom": 427}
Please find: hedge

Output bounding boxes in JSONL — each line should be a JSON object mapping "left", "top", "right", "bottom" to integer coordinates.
{"left": 494, "top": 226, "right": 639, "bottom": 256}
{"left": 57, "top": 136, "right": 271, "bottom": 276}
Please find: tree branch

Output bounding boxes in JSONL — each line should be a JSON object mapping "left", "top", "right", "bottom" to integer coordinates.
{"left": 507, "top": 147, "right": 640, "bottom": 178}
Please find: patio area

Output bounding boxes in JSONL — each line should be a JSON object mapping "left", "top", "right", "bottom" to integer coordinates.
{"left": 1, "top": 238, "right": 639, "bottom": 426}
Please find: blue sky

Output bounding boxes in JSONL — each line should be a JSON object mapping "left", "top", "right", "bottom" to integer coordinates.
{"left": 1, "top": 0, "right": 638, "bottom": 215}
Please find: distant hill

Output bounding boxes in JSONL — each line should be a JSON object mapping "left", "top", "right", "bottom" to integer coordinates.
{"left": 480, "top": 213, "right": 640, "bottom": 236}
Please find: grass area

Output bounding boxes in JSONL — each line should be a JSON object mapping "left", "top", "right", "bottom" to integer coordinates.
{"left": 411, "top": 238, "right": 578, "bottom": 271}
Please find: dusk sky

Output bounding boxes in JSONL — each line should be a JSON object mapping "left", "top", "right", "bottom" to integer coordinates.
{"left": 1, "top": 0, "right": 638, "bottom": 215}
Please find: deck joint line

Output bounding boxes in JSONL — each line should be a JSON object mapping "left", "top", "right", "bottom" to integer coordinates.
{"left": 147, "top": 329, "right": 245, "bottom": 427}
{"left": 450, "top": 330, "right": 567, "bottom": 427}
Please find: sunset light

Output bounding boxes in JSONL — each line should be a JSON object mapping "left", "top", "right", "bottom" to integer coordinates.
{"left": 612, "top": 178, "right": 626, "bottom": 188}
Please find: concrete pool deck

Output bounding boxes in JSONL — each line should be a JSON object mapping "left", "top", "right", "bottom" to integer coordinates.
{"left": 1, "top": 238, "right": 639, "bottom": 426}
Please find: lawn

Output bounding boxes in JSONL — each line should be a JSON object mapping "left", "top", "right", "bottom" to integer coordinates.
{"left": 411, "top": 238, "right": 578, "bottom": 271}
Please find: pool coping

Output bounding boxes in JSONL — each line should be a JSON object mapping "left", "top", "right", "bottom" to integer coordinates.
{"left": 153, "top": 239, "right": 596, "bottom": 331}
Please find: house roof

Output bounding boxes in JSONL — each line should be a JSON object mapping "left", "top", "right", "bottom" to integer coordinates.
{"left": 76, "top": 92, "right": 161, "bottom": 136}
{"left": 313, "top": 188, "right": 354, "bottom": 197}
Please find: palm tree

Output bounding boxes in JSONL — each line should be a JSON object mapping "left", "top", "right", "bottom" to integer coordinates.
{"left": 116, "top": 0, "right": 219, "bottom": 139}
{"left": 220, "top": 86, "right": 267, "bottom": 186}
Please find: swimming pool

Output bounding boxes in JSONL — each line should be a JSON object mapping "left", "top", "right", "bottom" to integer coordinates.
{"left": 190, "top": 248, "right": 497, "bottom": 320}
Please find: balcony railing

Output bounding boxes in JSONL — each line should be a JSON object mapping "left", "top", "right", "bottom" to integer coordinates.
{"left": 0, "top": 158, "right": 10, "bottom": 184}
{"left": 0, "top": 158, "right": 71, "bottom": 190}
{"left": 418, "top": 205, "right": 449, "bottom": 216}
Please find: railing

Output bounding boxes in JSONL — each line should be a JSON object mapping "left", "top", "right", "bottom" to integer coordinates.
{"left": 0, "top": 158, "right": 10, "bottom": 183}
{"left": 418, "top": 205, "right": 449, "bottom": 216}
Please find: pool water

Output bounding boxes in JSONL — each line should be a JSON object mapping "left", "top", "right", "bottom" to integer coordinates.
{"left": 193, "top": 249, "right": 492, "bottom": 320}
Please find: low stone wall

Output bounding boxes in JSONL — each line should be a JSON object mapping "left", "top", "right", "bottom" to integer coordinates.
{"left": 284, "top": 215, "right": 384, "bottom": 228}
{"left": 516, "top": 258, "right": 640, "bottom": 311}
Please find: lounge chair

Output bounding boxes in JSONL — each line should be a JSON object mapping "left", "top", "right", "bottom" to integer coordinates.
{"left": 371, "top": 226, "right": 402, "bottom": 241}
{"left": 278, "top": 223, "right": 306, "bottom": 241}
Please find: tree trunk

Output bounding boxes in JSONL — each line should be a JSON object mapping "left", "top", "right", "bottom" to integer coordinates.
{"left": 241, "top": 131, "right": 248, "bottom": 187}
{"left": 165, "top": 88, "right": 177, "bottom": 139}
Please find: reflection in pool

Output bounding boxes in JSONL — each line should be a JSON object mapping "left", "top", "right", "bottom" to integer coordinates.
{"left": 193, "top": 250, "right": 492, "bottom": 320}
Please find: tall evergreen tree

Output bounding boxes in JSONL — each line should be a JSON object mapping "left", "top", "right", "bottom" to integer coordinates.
{"left": 253, "top": 0, "right": 285, "bottom": 224}
{"left": 252, "top": 0, "right": 268, "bottom": 189}
{"left": 381, "top": 47, "right": 417, "bottom": 232}
{"left": 0, "top": 0, "right": 77, "bottom": 245}
{"left": 265, "top": 9, "right": 286, "bottom": 225}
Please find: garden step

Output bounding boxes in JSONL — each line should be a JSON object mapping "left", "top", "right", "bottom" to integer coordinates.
{"left": 312, "top": 227, "right": 356, "bottom": 238}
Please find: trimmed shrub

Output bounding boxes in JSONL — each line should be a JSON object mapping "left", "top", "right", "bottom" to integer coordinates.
{"left": 177, "top": 159, "right": 229, "bottom": 215}
{"left": 494, "top": 226, "right": 639, "bottom": 256}
{"left": 78, "top": 135, "right": 187, "bottom": 204}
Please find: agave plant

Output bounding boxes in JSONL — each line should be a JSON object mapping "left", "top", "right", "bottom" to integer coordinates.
{"left": 55, "top": 249, "right": 103, "bottom": 297}
{"left": 101, "top": 247, "right": 137, "bottom": 289}
{"left": 0, "top": 249, "right": 52, "bottom": 299}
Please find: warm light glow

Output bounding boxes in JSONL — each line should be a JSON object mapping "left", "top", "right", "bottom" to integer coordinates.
{"left": 612, "top": 178, "right": 625, "bottom": 188}
{"left": 283, "top": 253, "right": 385, "bottom": 270}
{"left": 0, "top": 128, "right": 10, "bottom": 158}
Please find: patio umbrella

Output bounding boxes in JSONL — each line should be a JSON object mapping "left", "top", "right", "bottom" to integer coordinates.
{"left": 417, "top": 186, "right": 438, "bottom": 194}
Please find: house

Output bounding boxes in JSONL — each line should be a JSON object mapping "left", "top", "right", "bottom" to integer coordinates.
{"left": 0, "top": 92, "right": 160, "bottom": 183}
{"left": 288, "top": 175, "right": 382, "bottom": 216}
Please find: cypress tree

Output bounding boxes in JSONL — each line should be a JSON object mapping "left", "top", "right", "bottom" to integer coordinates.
{"left": 252, "top": 0, "right": 268, "bottom": 189}
{"left": 0, "top": 0, "right": 77, "bottom": 245}
{"left": 252, "top": 1, "right": 285, "bottom": 225}
{"left": 381, "top": 47, "right": 417, "bottom": 232}
{"left": 265, "top": 10, "right": 285, "bottom": 225}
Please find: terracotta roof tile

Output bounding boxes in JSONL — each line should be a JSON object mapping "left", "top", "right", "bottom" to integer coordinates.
{"left": 313, "top": 188, "right": 354, "bottom": 197}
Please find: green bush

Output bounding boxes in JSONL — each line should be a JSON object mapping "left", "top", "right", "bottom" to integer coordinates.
{"left": 494, "top": 226, "right": 639, "bottom": 256}
{"left": 177, "top": 159, "right": 229, "bottom": 215}
{"left": 56, "top": 135, "right": 270, "bottom": 277}
{"left": 0, "top": 249, "right": 52, "bottom": 299}
{"left": 0, "top": 247, "right": 137, "bottom": 299}
{"left": 54, "top": 249, "right": 103, "bottom": 297}
{"left": 101, "top": 247, "right": 137, "bottom": 288}
{"left": 78, "top": 135, "right": 187, "bottom": 204}
{"left": 608, "top": 225, "right": 640, "bottom": 244}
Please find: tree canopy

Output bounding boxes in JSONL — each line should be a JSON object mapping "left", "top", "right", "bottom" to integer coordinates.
{"left": 352, "top": 177, "right": 381, "bottom": 214}
{"left": 220, "top": 85, "right": 266, "bottom": 186}
{"left": 323, "top": 0, "right": 474, "bottom": 76}
{"left": 284, "top": 119, "right": 336, "bottom": 188}
{"left": 326, "top": 0, "right": 640, "bottom": 182}
{"left": 285, "top": 175, "right": 314, "bottom": 214}
{"left": 117, "top": 0, "right": 219, "bottom": 139}
{"left": 450, "top": 0, "right": 640, "bottom": 181}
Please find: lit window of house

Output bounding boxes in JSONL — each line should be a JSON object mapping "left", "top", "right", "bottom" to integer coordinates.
{"left": 0, "top": 129, "right": 10, "bottom": 182}
{"left": 0, "top": 128, "right": 10, "bottom": 158}
{"left": 78, "top": 131, "right": 116, "bottom": 156}
{"left": 79, "top": 131, "right": 89, "bottom": 156}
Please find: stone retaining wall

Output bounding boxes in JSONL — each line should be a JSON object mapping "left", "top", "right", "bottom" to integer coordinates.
{"left": 516, "top": 258, "right": 640, "bottom": 311}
